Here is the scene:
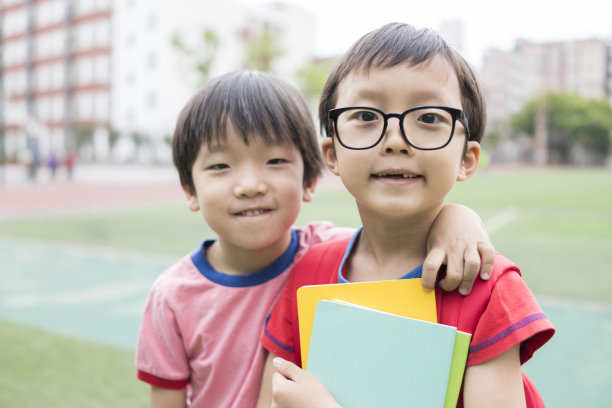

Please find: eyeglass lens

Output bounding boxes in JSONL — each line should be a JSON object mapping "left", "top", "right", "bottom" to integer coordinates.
{"left": 335, "top": 107, "right": 456, "bottom": 149}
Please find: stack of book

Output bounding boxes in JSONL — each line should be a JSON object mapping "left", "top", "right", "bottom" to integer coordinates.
{"left": 297, "top": 279, "right": 470, "bottom": 408}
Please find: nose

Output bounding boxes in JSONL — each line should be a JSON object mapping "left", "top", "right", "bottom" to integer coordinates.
{"left": 380, "top": 116, "right": 412, "bottom": 155}
{"left": 233, "top": 167, "right": 268, "bottom": 198}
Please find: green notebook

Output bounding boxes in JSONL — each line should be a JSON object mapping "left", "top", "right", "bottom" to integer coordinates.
{"left": 306, "top": 300, "right": 470, "bottom": 408}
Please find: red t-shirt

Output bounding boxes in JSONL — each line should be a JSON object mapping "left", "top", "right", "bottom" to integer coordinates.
{"left": 262, "top": 235, "right": 555, "bottom": 407}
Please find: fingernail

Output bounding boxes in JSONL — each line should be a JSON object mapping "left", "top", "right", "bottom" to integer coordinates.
{"left": 273, "top": 357, "right": 283, "bottom": 367}
{"left": 459, "top": 287, "right": 470, "bottom": 295}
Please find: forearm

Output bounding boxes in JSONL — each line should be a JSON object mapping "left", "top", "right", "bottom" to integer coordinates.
{"left": 149, "top": 386, "right": 187, "bottom": 408}
{"left": 423, "top": 203, "right": 495, "bottom": 293}
{"left": 256, "top": 352, "right": 276, "bottom": 408}
{"left": 462, "top": 345, "right": 526, "bottom": 408}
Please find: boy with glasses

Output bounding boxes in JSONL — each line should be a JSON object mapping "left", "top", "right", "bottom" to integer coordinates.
{"left": 135, "top": 70, "right": 494, "bottom": 407}
{"left": 259, "top": 23, "right": 555, "bottom": 407}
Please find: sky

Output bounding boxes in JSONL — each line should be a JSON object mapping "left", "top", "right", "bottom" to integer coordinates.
{"left": 238, "top": 0, "right": 612, "bottom": 67}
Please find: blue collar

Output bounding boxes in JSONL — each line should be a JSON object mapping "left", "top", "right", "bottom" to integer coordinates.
{"left": 337, "top": 227, "right": 423, "bottom": 283}
{"left": 190, "top": 229, "right": 300, "bottom": 287}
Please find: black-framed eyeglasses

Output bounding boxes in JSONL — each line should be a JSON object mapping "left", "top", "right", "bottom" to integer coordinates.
{"left": 328, "top": 105, "right": 470, "bottom": 150}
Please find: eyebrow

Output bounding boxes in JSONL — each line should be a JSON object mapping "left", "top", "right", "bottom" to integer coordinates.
{"left": 349, "top": 88, "right": 450, "bottom": 107}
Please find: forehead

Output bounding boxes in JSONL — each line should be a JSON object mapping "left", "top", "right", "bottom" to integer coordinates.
{"left": 202, "top": 122, "right": 299, "bottom": 155}
{"left": 336, "top": 56, "right": 462, "bottom": 108}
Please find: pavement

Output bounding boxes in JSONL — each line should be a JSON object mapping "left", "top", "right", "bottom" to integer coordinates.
{"left": 0, "top": 163, "right": 343, "bottom": 219}
{"left": 0, "top": 163, "right": 189, "bottom": 219}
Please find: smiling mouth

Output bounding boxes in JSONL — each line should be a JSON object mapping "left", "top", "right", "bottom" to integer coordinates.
{"left": 372, "top": 173, "right": 421, "bottom": 179}
{"left": 235, "top": 209, "right": 271, "bottom": 216}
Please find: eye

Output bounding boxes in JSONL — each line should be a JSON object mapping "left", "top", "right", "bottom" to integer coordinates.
{"left": 267, "top": 158, "right": 288, "bottom": 165}
{"left": 350, "top": 109, "right": 379, "bottom": 123}
{"left": 418, "top": 112, "right": 443, "bottom": 124}
{"left": 208, "top": 163, "right": 229, "bottom": 170}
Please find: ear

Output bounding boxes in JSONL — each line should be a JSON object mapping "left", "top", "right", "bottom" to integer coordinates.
{"left": 457, "top": 141, "right": 480, "bottom": 181}
{"left": 183, "top": 186, "right": 200, "bottom": 212}
{"left": 321, "top": 138, "right": 340, "bottom": 176}
{"left": 302, "top": 178, "right": 317, "bottom": 203}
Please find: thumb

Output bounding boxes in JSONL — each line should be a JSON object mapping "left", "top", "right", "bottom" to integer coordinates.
{"left": 273, "top": 357, "right": 302, "bottom": 381}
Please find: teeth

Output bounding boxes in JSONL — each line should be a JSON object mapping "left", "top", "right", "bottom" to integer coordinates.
{"left": 242, "top": 210, "right": 265, "bottom": 216}
{"left": 376, "top": 173, "right": 418, "bottom": 178}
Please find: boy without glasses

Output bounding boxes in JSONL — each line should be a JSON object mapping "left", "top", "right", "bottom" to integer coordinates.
{"left": 259, "top": 24, "right": 555, "bottom": 408}
{"left": 135, "top": 70, "right": 494, "bottom": 407}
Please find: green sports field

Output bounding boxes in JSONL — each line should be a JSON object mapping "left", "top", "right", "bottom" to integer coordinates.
{"left": 0, "top": 166, "right": 611, "bottom": 406}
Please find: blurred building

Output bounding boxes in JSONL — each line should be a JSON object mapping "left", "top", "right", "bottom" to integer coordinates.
{"left": 1, "top": 0, "right": 315, "bottom": 163}
{"left": 482, "top": 37, "right": 612, "bottom": 124}
{"left": 2, "top": 0, "right": 112, "bottom": 164}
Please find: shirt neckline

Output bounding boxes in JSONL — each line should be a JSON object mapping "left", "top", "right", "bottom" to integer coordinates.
{"left": 337, "top": 227, "right": 423, "bottom": 283}
{"left": 190, "top": 229, "right": 300, "bottom": 287}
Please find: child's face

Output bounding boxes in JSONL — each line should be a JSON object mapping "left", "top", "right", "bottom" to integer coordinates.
{"left": 185, "top": 122, "right": 315, "bottom": 252}
{"left": 322, "top": 56, "right": 480, "bottom": 222}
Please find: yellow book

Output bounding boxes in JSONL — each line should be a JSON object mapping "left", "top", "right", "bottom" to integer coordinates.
{"left": 297, "top": 278, "right": 437, "bottom": 367}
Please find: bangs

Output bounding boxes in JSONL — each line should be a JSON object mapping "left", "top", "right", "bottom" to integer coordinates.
{"left": 200, "top": 72, "right": 303, "bottom": 148}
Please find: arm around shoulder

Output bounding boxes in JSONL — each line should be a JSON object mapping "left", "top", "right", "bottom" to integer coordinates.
{"left": 424, "top": 203, "right": 496, "bottom": 294}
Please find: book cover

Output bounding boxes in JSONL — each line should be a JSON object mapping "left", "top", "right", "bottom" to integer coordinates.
{"left": 445, "top": 330, "right": 471, "bottom": 407}
{"left": 297, "top": 278, "right": 437, "bottom": 367}
{"left": 306, "top": 300, "right": 457, "bottom": 408}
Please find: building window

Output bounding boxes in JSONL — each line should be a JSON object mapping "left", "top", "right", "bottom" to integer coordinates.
{"left": 3, "top": 8, "right": 27, "bottom": 37}
{"left": 94, "top": 55, "right": 109, "bottom": 82}
{"left": 35, "top": 0, "right": 66, "bottom": 28}
{"left": 76, "top": 57, "right": 94, "bottom": 85}
{"left": 4, "top": 39, "right": 27, "bottom": 66}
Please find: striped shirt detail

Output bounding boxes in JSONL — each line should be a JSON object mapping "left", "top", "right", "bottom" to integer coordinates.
{"left": 469, "top": 312, "right": 548, "bottom": 354}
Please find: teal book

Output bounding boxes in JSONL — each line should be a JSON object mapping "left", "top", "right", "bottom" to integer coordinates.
{"left": 306, "top": 300, "right": 469, "bottom": 408}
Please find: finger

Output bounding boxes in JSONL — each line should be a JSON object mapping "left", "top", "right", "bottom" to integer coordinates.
{"left": 271, "top": 369, "right": 297, "bottom": 408}
{"left": 457, "top": 245, "right": 480, "bottom": 295}
{"left": 478, "top": 242, "right": 496, "bottom": 280}
{"left": 273, "top": 357, "right": 301, "bottom": 381}
{"left": 422, "top": 247, "right": 446, "bottom": 292}
{"left": 438, "top": 244, "right": 464, "bottom": 292}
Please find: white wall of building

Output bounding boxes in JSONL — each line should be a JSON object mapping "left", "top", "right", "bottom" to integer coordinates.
{"left": 111, "top": 0, "right": 315, "bottom": 162}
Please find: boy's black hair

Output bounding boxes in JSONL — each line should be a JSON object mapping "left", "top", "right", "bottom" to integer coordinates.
{"left": 319, "top": 22, "right": 486, "bottom": 144}
{"left": 173, "top": 70, "right": 323, "bottom": 194}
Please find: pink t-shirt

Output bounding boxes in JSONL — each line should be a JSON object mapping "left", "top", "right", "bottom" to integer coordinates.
{"left": 135, "top": 222, "right": 351, "bottom": 407}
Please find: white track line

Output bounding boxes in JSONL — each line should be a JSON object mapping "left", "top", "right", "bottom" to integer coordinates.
{"left": 485, "top": 206, "right": 519, "bottom": 234}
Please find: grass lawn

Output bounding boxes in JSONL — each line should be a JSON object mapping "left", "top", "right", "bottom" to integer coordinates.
{"left": 1, "top": 166, "right": 610, "bottom": 301}
{"left": 0, "top": 320, "right": 148, "bottom": 407}
{"left": 1, "top": 166, "right": 611, "bottom": 406}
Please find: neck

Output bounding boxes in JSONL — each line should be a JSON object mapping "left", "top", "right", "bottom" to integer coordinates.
{"left": 206, "top": 231, "right": 293, "bottom": 276}
{"left": 346, "top": 209, "right": 439, "bottom": 282}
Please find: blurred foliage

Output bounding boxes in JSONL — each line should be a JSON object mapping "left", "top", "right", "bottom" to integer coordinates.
{"left": 72, "top": 124, "right": 95, "bottom": 153}
{"left": 243, "top": 24, "right": 284, "bottom": 73}
{"left": 171, "top": 28, "right": 220, "bottom": 85}
{"left": 511, "top": 91, "right": 612, "bottom": 164}
{"left": 296, "top": 58, "right": 336, "bottom": 108}
{"left": 108, "top": 128, "right": 120, "bottom": 149}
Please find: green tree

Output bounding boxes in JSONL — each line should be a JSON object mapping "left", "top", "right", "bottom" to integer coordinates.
{"left": 72, "top": 124, "right": 95, "bottom": 153}
{"left": 243, "top": 24, "right": 284, "bottom": 73}
{"left": 511, "top": 91, "right": 612, "bottom": 165}
{"left": 296, "top": 58, "right": 336, "bottom": 108}
{"left": 172, "top": 28, "right": 219, "bottom": 85}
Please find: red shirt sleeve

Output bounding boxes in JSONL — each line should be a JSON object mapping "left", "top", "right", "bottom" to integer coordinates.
{"left": 467, "top": 270, "right": 555, "bottom": 366}
{"left": 262, "top": 265, "right": 300, "bottom": 363}
{"left": 261, "top": 238, "right": 351, "bottom": 367}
